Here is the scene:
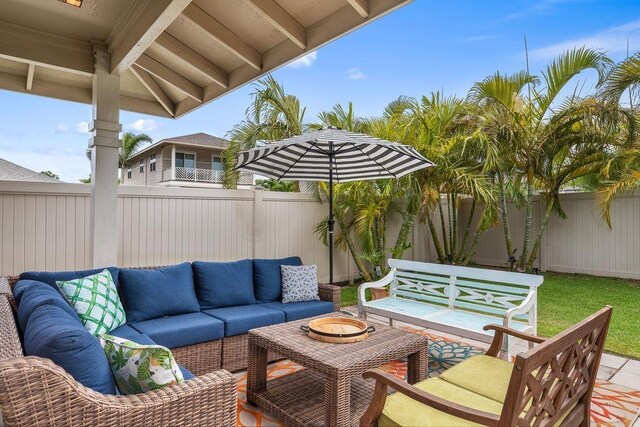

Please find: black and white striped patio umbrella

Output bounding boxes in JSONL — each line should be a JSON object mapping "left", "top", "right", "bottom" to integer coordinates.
{"left": 235, "top": 128, "right": 434, "bottom": 285}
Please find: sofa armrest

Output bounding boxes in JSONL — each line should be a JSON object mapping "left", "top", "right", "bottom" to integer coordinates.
{"left": 0, "top": 356, "right": 237, "bottom": 427}
{"left": 318, "top": 282, "right": 341, "bottom": 311}
{"left": 0, "top": 276, "right": 17, "bottom": 312}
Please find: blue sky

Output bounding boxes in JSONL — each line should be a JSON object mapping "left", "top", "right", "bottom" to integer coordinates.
{"left": 2, "top": 0, "right": 640, "bottom": 182}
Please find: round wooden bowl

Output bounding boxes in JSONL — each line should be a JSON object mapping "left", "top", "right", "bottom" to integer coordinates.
{"left": 300, "top": 317, "right": 375, "bottom": 343}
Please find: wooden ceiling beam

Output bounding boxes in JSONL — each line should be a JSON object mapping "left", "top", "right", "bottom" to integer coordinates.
{"left": 182, "top": 4, "right": 262, "bottom": 70}
{"left": 243, "top": 0, "right": 306, "bottom": 49}
{"left": 174, "top": 0, "right": 412, "bottom": 118}
{"left": 346, "top": 0, "right": 369, "bottom": 18}
{"left": 131, "top": 64, "right": 175, "bottom": 116}
{"left": 26, "top": 64, "right": 35, "bottom": 91}
{"left": 135, "top": 54, "right": 203, "bottom": 102}
{"left": 0, "top": 21, "right": 93, "bottom": 75}
{"left": 154, "top": 33, "right": 228, "bottom": 89}
{"left": 108, "top": 0, "right": 192, "bottom": 75}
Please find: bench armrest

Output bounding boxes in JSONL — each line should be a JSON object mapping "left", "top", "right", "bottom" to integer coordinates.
{"left": 357, "top": 271, "right": 395, "bottom": 305}
{"left": 484, "top": 324, "right": 546, "bottom": 357}
{"left": 0, "top": 356, "right": 237, "bottom": 427}
{"left": 360, "top": 369, "right": 500, "bottom": 427}
{"left": 318, "top": 282, "right": 341, "bottom": 311}
{"left": 504, "top": 289, "right": 537, "bottom": 324}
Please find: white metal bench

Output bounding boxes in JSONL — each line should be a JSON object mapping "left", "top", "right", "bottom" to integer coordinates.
{"left": 357, "top": 259, "right": 543, "bottom": 355}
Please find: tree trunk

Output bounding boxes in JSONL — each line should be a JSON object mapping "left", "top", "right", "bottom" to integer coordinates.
{"left": 526, "top": 198, "right": 554, "bottom": 271}
{"left": 498, "top": 173, "right": 514, "bottom": 260}
{"left": 461, "top": 229, "right": 482, "bottom": 266}
{"left": 517, "top": 168, "right": 535, "bottom": 271}
{"left": 451, "top": 193, "right": 458, "bottom": 261}
{"left": 438, "top": 200, "right": 450, "bottom": 260}
{"left": 455, "top": 198, "right": 476, "bottom": 264}
{"left": 426, "top": 215, "right": 446, "bottom": 263}
{"left": 392, "top": 211, "right": 416, "bottom": 259}
{"left": 448, "top": 193, "right": 454, "bottom": 261}
{"left": 336, "top": 215, "right": 372, "bottom": 282}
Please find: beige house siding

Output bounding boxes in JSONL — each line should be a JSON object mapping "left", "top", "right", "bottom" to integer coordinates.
{"left": 123, "top": 144, "right": 226, "bottom": 186}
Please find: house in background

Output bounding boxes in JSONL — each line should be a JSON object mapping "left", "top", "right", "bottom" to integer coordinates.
{"left": 122, "top": 133, "right": 253, "bottom": 188}
{"left": 0, "top": 158, "right": 62, "bottom": 183}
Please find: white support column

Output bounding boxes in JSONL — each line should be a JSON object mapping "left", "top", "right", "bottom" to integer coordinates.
{"left": 171, "top": 144, "right": 176, "bottom": 180}
{"left": 89, "top": 42, "right": 122, "bottom": 268}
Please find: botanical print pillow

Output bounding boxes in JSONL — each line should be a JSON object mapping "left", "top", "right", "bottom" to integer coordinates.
{"left": 56, "top": 269, "right": 126, "bottom": 336}
{"left": 280, "top": 264, "right": 320, "bottom": 303}
{"left": 99, "top": 334, "right": 184, "bottom": 395}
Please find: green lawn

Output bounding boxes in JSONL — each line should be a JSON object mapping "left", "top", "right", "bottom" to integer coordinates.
{"left": 339, "top": 272, "right": 640, "bottom": 359}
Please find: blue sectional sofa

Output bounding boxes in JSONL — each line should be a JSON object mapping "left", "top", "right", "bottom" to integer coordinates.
{"left": 8, "top": 257, "right": 340, "bottom": 395}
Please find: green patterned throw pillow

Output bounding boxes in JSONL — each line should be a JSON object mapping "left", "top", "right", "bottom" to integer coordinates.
{"left": 99, "top": 335, "right": 184, "bottom": 395}
{"left": 56, "top": 269, "right": 126, "bottom": 336}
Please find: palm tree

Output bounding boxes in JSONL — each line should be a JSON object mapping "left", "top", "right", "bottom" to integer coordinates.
{"left": 223, "top": 75, "right": 306, "bottom": 188}
{"left": 471, "top": 47, "right": 613, "bottom": 271}
{"left": 86, "top": 132, "right": 152, "bottom": 183}
{"left": 396, "top": 93, "right": 497, "bottom": 265}
{"left": 596, "top": 53, "right": 640, "bottom": 226}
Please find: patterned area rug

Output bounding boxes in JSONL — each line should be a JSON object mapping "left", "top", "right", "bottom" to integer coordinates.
{"left": 235, "top": 332, "right": 640, "bottom": 426}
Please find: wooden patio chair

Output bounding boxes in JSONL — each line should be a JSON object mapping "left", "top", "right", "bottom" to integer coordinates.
{"left": 360, "top": 306, "right": 612, "bottom": 427}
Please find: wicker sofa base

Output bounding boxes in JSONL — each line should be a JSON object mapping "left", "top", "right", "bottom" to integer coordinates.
{"left": 222, "top": 334, "right": 281, "bottom": 372}
{"left": 172, "top": 339, "right": 222, "bottom": 376}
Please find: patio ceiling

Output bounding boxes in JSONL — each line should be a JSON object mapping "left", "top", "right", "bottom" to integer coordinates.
{"left": 0, "top": 0, "right": 412, "bottom": 118}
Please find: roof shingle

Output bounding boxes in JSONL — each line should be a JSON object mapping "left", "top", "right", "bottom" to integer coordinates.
{"left": 0, "top": 158, "right": 62, "bottom": 183}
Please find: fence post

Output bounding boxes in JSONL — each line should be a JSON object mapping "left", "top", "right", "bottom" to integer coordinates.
{"left": 253, "top": 188, "right": 264, "bottom": 259}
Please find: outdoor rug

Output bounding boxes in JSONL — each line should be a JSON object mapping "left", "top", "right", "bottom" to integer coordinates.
{"left": 234, "top": 332, "right": 640, "bottom": 427}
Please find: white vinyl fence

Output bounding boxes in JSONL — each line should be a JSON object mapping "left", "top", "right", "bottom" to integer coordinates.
{"left": 0, "top": 181, "right": 637, "bottom": 280}
{"left": 459, "top": 191, "right": 640, "bottom": 280}
{"left": 0, "top": 181, "right": 433, "bottom": 281}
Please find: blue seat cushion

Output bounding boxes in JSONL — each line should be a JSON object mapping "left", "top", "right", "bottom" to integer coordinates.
{"left": 253, "top": 257, "right": 302, "bottom": 303}
{"left": 259, "top": 300, "right": 335, "bottom": 322}
{"left": 131, "top": 312, "right": 224, "bottom": 349}
{"left": 193, "top": 259, "right": 255, "bottom": 309}
{"left": 14, "top": 280, "right": 79, "bottom": 334}
{"left": 119, "top": 263, "right": 200, "bottom": 323}
{"left": 109, "top": 324, "right": 156, "bottom": 346}
{"left": 20, "top": 267, "right": 120, "bottom": 289}
{"left": 179, "top": 365, "right": 195, "bottom": 381}
{"left": 23, "top": 303, "right": 116, "bottom": 395}
{"left": 203, "top": 305, "right": 285, "bottom": 337}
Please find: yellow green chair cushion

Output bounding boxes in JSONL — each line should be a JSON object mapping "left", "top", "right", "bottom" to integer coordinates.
{"left": 379, "top": 378, "right": 503, "bottom": 427}
{"left": 439, "top": 355, "right": 513, "bottom": 403}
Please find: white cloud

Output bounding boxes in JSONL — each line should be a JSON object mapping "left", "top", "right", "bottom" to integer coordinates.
{"left": 126, "top": 119, "right": 160, "bottom": 132}
{"left": 530, "top": 19, "right": 640, "bottom": 61}
{"left": 54, "top": 124, "right": 69, "bottom": 134}
{"left": 287, "top": 51, "right": 317, "bottom": 68}
{"left": 346, "top": 67, "right": 366, "bottom": 80}
{"left": 75, "top": 121, "right": 90, "bottom": 134}
{"left": 504, "top": 0, "right": 584, "bottom": 21}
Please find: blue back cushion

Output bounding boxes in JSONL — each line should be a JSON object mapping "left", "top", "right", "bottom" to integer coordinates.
{"left": 23, "top": 303, "right": 117, "bottom": 395}
{"left": 193, "top": 259, "right": 255, "bottom": 309}
{"left": 119, "top": 263, "right": 200, "bottom": 323}
{"left": 14, "top": 280, "right": 79, "bottom": 335}
{"left": 252, "top": 257, "right": 302, "bottom": 303}
{"left": 20, "top": 267, "right": 120, "bottom": 289}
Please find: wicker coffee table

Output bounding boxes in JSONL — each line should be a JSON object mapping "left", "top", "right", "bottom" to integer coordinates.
{"left": 247, "top": 313, "right": 428, "bottom": 427}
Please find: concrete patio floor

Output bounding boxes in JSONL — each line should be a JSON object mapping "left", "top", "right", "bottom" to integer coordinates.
{"left": 341, "top": 305, "right": 640, "bottom": 426}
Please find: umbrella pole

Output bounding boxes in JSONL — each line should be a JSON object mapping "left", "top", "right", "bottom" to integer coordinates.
{"left": 328, "top": 142, "right": 334, "bottom": 287}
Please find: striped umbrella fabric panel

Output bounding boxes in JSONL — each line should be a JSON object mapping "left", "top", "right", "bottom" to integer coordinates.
{"left": 235, "top": 129, "right": 433, "bottom": 183}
